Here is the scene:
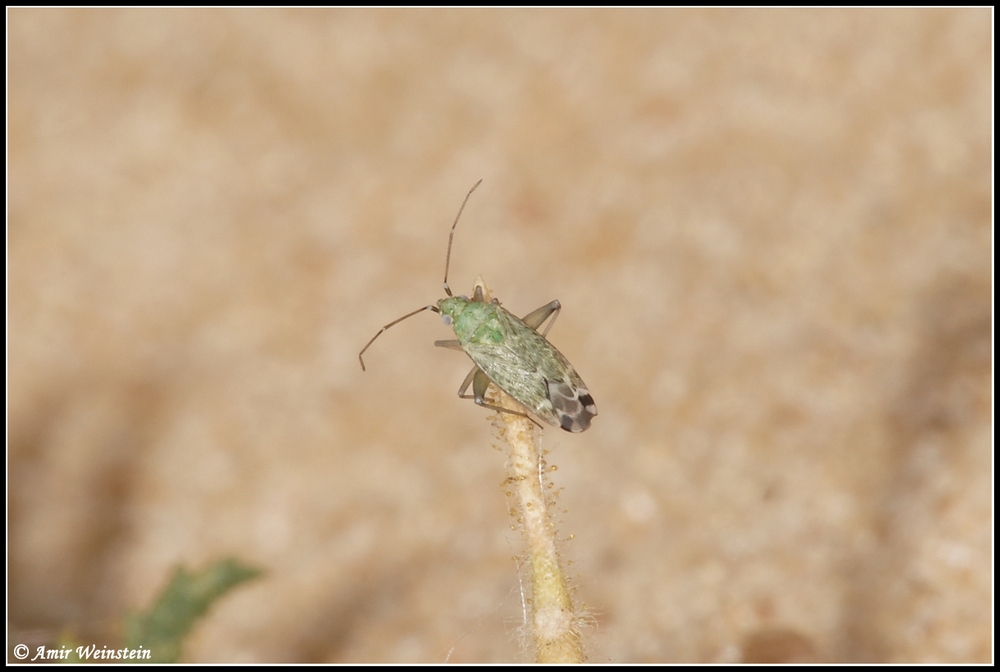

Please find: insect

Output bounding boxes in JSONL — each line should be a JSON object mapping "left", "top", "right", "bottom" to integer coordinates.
{"left": 358, "top": 180, "right": 597, "bottom": 432}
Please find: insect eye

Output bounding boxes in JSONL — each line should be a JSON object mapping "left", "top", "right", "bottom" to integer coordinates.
{"left": 441, "top": 314, "right": 453, "bottom": 325}
{"left": 459, "top": 294, "right": 469, "bottom": 301}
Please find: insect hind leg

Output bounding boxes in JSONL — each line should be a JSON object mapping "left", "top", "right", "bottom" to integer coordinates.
{"left": 521, "top": 300, "right": 561, "bottom": 337}
{"left": 456, "top": 366, "right": 544, "bottom": 428}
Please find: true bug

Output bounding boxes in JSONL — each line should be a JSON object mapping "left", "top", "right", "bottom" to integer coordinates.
{"left": 358, "top": 181, "right": 597, "bottom": 432}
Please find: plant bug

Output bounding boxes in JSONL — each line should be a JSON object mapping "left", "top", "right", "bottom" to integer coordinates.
{"left": 358, "top": 180, "right": 597, "bottom": 432}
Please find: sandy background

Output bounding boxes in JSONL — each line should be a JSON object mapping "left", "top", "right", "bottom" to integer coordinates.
{"left": 8, "top": 8, "right": 992, "bottom": 663}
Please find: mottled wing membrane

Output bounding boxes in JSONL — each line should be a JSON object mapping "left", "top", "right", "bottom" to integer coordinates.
{"left": 546, "top": 378, "right": 597, "bottom": 432}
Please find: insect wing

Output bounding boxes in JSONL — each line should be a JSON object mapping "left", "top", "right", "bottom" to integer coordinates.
{"left": 463, "top": 306, "right": 596, "bottom": 432}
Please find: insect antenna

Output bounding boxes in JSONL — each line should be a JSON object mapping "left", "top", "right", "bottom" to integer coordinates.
{"left": 358, "top": 304, "right": 440, "bottom": 371}
{"left": 442, "top": 179, "right": 483, "bottom": 298}
{"left": 359, "top": 179, "right": 483, "bottom": 372}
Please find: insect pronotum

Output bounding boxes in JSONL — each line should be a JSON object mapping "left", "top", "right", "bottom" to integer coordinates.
{"left": 358, "top": 181, "right": 597, "bottom": 432}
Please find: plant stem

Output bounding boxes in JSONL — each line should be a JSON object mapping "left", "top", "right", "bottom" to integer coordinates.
{"left": 477, "top": 278, "right": 584, "bottom": 663}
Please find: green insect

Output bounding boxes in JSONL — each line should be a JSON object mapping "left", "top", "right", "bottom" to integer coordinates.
{"left": 358, "top": 180, "right": 597, "bottom": 432}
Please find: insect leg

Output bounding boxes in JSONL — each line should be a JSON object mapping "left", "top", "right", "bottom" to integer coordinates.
{"left": 456, "top": 365, "right": 479, "bottom": 397}
{"left": 433, "top": 339, "right": 463, "bottom": 350}
{"left": 358, "top": 304, "right": 440, "bottom": 371}
{"left": 521, "top": 300, "right": 562, "bottom": 337}
{"left": 457, "top": 367, "right": 544, "bottom": 428}
{"left": 470, "top": 283, "right": 501, "bottom": 306}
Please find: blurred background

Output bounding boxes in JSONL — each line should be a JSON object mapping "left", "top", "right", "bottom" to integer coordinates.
{"left": 8, "top": 8, "right": 991, "bottom": 663}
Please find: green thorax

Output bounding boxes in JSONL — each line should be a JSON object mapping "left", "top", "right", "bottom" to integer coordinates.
{"left": 438, "top": 296, "right": 504, "bottom": 345}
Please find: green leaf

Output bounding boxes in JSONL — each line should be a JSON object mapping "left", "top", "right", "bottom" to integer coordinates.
{"left": 122, "top": 558, "right": 262, "bottom": 663}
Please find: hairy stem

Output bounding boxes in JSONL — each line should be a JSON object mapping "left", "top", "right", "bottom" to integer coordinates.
{"left": 477, "top": 278, "right": 584, "bottom": 663}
